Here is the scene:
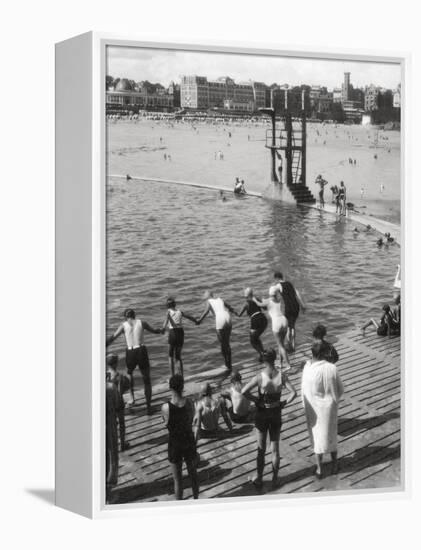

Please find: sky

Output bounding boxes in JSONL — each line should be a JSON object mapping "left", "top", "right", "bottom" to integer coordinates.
{"left": 107, "top": 46, "right": 401, "bottom": 90}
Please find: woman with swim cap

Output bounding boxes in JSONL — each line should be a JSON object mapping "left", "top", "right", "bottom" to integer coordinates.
{"left": 254, "top": 288, "right": 290, "bottom": 371}
{"left": 162, "top": 297, "right": 198, "bottom": 377}
{"left": 197, "top": 290, "right": 238, "bottom": 371}
{"left": 238, "top": 287, "right": 268, "bottom": 362}
{"left": 242, "top": 348, "right": 297, "bottom": 489}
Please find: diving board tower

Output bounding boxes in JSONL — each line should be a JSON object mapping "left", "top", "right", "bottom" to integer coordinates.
{"left": 261, "top": 89, "right": 315, "bottom": 204}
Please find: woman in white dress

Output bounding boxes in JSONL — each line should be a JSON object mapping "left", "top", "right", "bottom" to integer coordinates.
{"left": 302, "top": 341, "right": 344, "bottom": 478}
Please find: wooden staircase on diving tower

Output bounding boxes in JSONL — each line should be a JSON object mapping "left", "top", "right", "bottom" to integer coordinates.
{"left": 262, "top": 103, "right": 316, "bottom": 205}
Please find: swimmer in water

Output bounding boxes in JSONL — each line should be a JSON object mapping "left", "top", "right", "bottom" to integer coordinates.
{"left": 377, "top": 237, "right": 384, "bottom": 247}
{"left": 238, "top": 288, "right": 268, "bottom": 362}
{"left": 197, "top": 291, "right": 237, "bottom": 371}
{"left": 384, "top": 232, "right": 394, "bottom": 243}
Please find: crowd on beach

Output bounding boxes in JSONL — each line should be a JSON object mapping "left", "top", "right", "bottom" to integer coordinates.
{"left": 105, "top": 267, "right": 401, "bottom": 503}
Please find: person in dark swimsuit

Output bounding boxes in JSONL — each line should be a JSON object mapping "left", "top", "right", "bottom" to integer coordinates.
{"left": 161, "top": 374, "right": 199, "bottom": 500}
{"left": 337, "top": 181, "right": 346, "bottom": 215}
{"left": 162, "top": 297, "right": 198, "bottom": 377}
{"left": 312, "top": 325, "right": 339, "bottom": 364}
{"left": 242, "top": 349, "right": 297, "bottom": 489}
{"left": 106, "top": 354, "right": 130, "bottom": 451}
{"left": 273, "top": 272, "right": 306, "bottom": 352}
{"left": 238, "top": 287, "right": 268, "bottom": 362}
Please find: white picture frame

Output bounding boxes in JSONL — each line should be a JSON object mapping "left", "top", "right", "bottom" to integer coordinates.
{"left": 55, "top": 32, "right": 409, "bottom": 518}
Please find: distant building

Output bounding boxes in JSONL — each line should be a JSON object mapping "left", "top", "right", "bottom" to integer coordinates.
{"left": 168, "top": 81, "right": 181, "bottom": 108}
{"left": 365, "top": 84, "right": 379, "bottom": 111}
{"left": 223, "top": 98, "right": 254, "bottom": 112}
{"left": 251, "top": 81, "right": 267, "bottom": 109}
{"left": 106, "top": 78, "right": 174, "bottom": 110}
{"left": 333, "top": 88, "right": 342, "bottom": 103}
{"left": 317, "top": 93, "right": 333, "bottom": 114}
{"left": 180, "top": 75, "right": 209, "bottom": 109}
{"left": 342, "top": 72, "right": 351, "bottom": 102}
{"left": 393, "top": 84, "right": 401, "bottom": 108}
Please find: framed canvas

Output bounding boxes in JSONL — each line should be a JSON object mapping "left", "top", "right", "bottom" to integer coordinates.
{"left": 55, "top": 32, "right": 408, "bottom": 518}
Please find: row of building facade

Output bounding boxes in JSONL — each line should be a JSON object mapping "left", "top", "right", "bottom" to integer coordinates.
{"left": 106, "top": 73, "right": 401, "bottom": 121}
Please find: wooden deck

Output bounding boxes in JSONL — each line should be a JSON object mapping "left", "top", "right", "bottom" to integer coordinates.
{"left": 110, "top": 330, "right": 401, "bottom": 503}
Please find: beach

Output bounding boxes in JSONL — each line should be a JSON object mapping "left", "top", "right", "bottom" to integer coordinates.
{"left": 107, "top": 118, "right": 401, "bottom": 224}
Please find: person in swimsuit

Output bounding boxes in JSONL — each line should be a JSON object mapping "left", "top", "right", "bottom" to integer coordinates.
{"left": 161, "top": 374, "right": 199, "bottom": 500}
{"left": 242, "top": 348, "right": 297, "bottom": 489}
{"left": 220, "top": 371, "right": 252, "bottom": 423}
{"left": 106, "top": 354, "right": 130, "bottom": 452}
{"left": 106, "top": 308, "right": 162, "bottom": 413}
{"left": 197, "top": 291, "right": 237, "bottom": 371}
{"left": 106, "top": 378, "right": 120, "bottom": 503}
{"left": 162, "top": 297, "right": 198, "bottom": 377}
{"left": 273, "top": 271, "right": 306, "bottom": 352}
{"left": 312, "top": 325, "right": 339, "bottom": 364}
{"left": 361, "top": 304, "right": 400, "bottom": 338}
{"left": 255, "top": 288, "right": 290, "bottom": 370}
{"left": 238, "top": 287, "right": 268, "bottom": 362}
{"left": 316, "top": 175, "right": 328, "bottom": 209}
{"left": 195, "top": 382, "right": 233, "bottom": 436}
{"left": 337, "top": 181, "right": 346, "bottom": 215}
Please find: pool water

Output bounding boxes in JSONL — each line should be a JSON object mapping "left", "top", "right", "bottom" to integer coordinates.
{"left": 106, "top": 176, "right": 400, "bottom": 383}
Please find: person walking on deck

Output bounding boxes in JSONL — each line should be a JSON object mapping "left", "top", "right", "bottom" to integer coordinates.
{"left": 242, "top": 349, "right": 297, "bottom": 489}
{"left": 162, "top": 297, "right": 198, "bottom": 377}
{"left": 254, "top": 288, "right": 290, "bottom": 370}
{"left": 272, "top": 271, "right": 306, "bottom": 352}
{"left": 106, "top": 308, "right": 162, "bottom": 413}
{"left": 302, "top": 341, "right": 344, "bottom": 478}
{"left": 238, "top": 287, "right": 268, "bottom": 363}
{"left": 161, "top": 374, "right": 199, "bottom": 500}
{"left": 197, "top": 291, "right": 237, "bottom": 371}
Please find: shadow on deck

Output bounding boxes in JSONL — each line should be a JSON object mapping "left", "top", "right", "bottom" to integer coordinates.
{"left": 110, "top": 330, "right": 401, "bottom": 504}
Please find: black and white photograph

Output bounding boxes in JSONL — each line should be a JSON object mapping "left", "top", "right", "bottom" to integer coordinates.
{"left": 104, "top": 45, "right": 402, "bottom": 505}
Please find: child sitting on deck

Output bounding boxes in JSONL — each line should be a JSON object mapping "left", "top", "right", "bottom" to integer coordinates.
{"left": 220, "top": 372, "right": 252, "bottom": 424}
{"left": 195, "top": 383, "right": 233, "bottom": 437}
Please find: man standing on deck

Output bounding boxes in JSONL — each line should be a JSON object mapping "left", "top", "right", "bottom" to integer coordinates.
{"left": 106, "top": 308, "right": 162, "bottom": 413}
{"left": 272, "top": 272, "right": 306, "bottom": 352}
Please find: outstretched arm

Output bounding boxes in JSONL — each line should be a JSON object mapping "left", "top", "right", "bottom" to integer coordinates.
{"left": 106, "top": 323, "right": 124, "bottom": 346}
{"left": 220, "top": 398, "right": 233, "bottom": 432}
{"left": 241, "top": 375, "right": 259, "bottom": 405}
{"left": 238, "top": 304, "right": 248, "bottom": 317}
{"left": 252, "top": 296, "right": 266, "bottom": 308}
{"left": 197, "top": 302, "right": 211, "bottom": 325}
{"left": 281, "top": 375, "right": 297, "bottom": 408}
{"left": 181, "top": 311, "right": 199, "bottom": 325}
{"left": 143, "top": 321, "right": 164, "bottom": 335}
{"left": 295, "top": 289, "right": 306, "bottom": 312}
{"left": 193, "top": 403, "right": 202, "bottom": 443}
{"left": 224, "top": 301, "right": 238, "bottom": 316}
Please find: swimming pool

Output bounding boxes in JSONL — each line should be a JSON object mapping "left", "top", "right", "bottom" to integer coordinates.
{"left": 106, "top": 176, "right": 400, "bottom": 383}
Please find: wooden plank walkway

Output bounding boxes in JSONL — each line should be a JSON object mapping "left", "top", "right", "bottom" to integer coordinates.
{"left": 110, "top": 330, "right": 401, "bottom": 503}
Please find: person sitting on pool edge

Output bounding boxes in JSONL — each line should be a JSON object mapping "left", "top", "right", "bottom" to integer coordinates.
{"left": 195, "top": 382, "right": 233, "bottom": 437}
{"left": 361, "top": 304, "right": 400, "bottom": 338}
{"left": 220, "top": 371, "right": 252, "bottom": 424}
